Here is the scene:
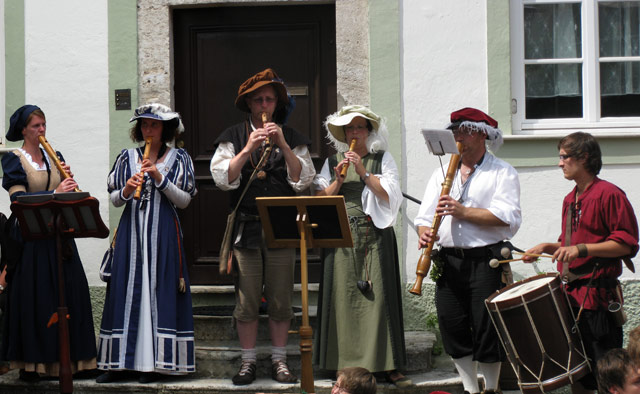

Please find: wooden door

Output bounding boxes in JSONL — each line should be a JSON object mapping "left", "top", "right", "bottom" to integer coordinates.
{"left": 174, "top": 4, "right": 336, "bottom": 284}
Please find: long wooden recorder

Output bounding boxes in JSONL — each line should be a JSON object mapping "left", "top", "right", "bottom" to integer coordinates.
{"left": 38, "top": 136, "right": 81, "bottom": 192}
{"left": 133, "top": 137, "right": 153, "bottom": 200}
{"left": 340, "top": 139, "right": 357, "bottom": 178}
{"left": 410, "top": 142, "right": 464, "bottom": 296}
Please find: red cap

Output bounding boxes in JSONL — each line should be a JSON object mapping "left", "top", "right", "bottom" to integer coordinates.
{"left": 450, "top": 107, "right": 498, "bottom": 128}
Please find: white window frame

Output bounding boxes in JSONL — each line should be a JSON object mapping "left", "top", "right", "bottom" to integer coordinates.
{"left": 510, "top": 0, "right": 640, "bottom": 135}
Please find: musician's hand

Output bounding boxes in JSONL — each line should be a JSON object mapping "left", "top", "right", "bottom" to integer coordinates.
{"left": 55, "top": 177, "right": 78, "bottom": 193}
{"left": 523, "top": 245, "right": 545, "bottom": 263}
{"left": 245, "top": 128, "right": 269, "bottom": 153}
{"left": 553, "top": 246, "right": 579, "bottom": 264}
{"left": 333, "top": 160, "right": 348, "bottom": 184}
{"left": 436, "top": 195, "right": 464, "bottom": 218}
{"left": 0, "top": 266, "right": 8, "bottom": 293}
{"left": 344, "top": 151, "right": 365, "bottom": 177}
{"left": 123, "top": 173, "right": 143, "bottom": 198}
{"left": 418, "top": 229, "right": 439, "bottom": 249}
{"left": 142, "top": 159, "right": 162, "bottom": 183}
{"left": 264, "top": 122, "right": 288, "bottom": 149}
{"left": 59, "top": 161, "right": 74, "bottom": 178}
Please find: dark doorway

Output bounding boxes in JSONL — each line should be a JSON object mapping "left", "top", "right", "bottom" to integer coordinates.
{"left": 174, "top": 4, "right": 337, "bottom": 285}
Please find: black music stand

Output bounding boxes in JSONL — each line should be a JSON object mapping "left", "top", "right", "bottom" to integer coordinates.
{"left": 11, "top": 193, "right": 109, "bottom": 394}
{"left": 256, "top": 196, "right": 353, "bottom": 394}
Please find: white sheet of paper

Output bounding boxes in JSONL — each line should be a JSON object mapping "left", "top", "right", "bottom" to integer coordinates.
{"left": 421, "top": 128, "right": 459, "bottom": 155}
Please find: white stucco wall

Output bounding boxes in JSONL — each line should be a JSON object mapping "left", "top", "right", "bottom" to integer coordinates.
{"left": 400, "top": 0, "right": 640, "bottom": 282}
{"left": 0, "top": 0, "right": 110, "bottom": 286}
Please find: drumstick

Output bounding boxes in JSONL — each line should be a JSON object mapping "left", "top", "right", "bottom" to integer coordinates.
{"left": 500, "top": 247, "right": 553, "bottom": 259}
{"left": 490, "top": 257, "right": 525, "bottom": 268}
{"left": 512, "top": 251, "right": 554, "bottom": 258}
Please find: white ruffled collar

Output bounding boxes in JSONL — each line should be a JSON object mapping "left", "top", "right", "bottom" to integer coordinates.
{"left": 18, "top": 148, "right": 52, "bottom": 171}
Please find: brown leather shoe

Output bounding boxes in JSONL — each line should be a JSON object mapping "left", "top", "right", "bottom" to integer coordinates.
{"left": 232, "top": 361, "right": 256, "bottom": 386}
{"left": 271, "top": 360, "right": 297, "bottom": 383}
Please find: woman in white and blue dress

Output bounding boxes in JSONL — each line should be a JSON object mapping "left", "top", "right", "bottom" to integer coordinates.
{"left": 96, "top": 103, "right": 197, "bottom": 383}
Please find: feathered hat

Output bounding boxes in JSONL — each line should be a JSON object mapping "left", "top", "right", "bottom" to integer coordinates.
{"left": 447, "top": 107, "right": 503, "bottom": 152}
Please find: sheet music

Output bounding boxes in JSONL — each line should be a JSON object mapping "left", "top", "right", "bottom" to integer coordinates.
{"left": 421, "top": 128, "right": 459, "bottom": 155}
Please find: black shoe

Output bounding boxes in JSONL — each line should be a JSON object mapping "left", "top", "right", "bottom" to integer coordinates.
{"left": 138, "top": 372, "right": 162, "bottom": 383}
{"left": 73, "top": 368, "right": 102, "bottom": 380}
{"left": 232, "top": 361, "right": 256, "bottom": 386}
{"left": 96, "top": 371, "right": 121, "bottom": 383}
{"left": 18, "top": 369, "right": 40, "bottom": 382}
{"left": 271, "top": 360, "right": 297, "bottom": 383}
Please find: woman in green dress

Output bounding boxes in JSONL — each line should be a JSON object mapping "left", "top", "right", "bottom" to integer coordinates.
{"left": 313, "top": 105, "right": 410, "bottom": 387}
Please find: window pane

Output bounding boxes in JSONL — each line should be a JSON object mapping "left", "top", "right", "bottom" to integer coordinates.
{"left": 525, "top": 63, "right": 583, "bottom": 119}
{"left": 599, "top": 2, "right": 640, "bottom": 57}
{"left": 601, "top": 61, "right": 640, "bottom": 117}
{"left": 525, "top": 3, "right": 582, "bottom": 59}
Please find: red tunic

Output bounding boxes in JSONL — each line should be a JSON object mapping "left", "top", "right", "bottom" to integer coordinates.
{"left": 557, "top": 177, "right": 639, "bottom": 310}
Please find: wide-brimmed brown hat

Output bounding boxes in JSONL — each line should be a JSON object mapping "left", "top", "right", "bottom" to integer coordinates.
{"left": 234, "top": 68, "right": 289, "bottom": 113}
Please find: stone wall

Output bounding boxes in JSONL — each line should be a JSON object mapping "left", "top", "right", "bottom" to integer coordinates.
{"left": 136, "top": 0, "right": 370, "bottom": 107}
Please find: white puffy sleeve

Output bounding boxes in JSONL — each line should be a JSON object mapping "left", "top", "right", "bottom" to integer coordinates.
{"left": 210, "top": 142, "right": 241, "bottom": 191}
{"left": 311, "top": 158, "right": 332, "bottom": 193}
{"left": 288, "top": 145, "right": 316, "bottom": 192}
{"left": 362, "top": 151, "right": 402, "bottom": 228}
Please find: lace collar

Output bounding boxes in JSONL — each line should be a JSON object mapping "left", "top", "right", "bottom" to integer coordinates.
{"left": 18, "top": 148, "right": 51, "bottom": 171}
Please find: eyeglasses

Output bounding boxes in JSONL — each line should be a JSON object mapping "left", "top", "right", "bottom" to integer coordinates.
{"left": 559, "top": 154, "right": 573, "bottom": 161}
{"left": 345, "top": 125, "right": 368, "bottom": 132}
{"left": 332, "top": 382, "right": 351, "bottom": 394}
{"left": 452, "top": 128, "right": 474, "bottom": 137}
{"left": 251, "top": 96, "right": 276, "bottom": 104}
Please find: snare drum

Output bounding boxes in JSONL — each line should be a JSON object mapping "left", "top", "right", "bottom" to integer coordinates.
{"left": 485, "top": 273, "right": 590, "bottom": 393}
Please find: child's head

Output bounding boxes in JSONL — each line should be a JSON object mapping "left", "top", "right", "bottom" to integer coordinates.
{"left": 332, "top": 367, "right": 376, "bottom": 394}
{"left": 628, "top": 325, "right": 640, "bottom": 364}
{"left": 597, "top": 348, "right": 640, "bottom": 394}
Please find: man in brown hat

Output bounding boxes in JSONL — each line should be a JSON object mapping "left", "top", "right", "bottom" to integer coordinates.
{"left": 210, "top": 68, "right": 315, "bottom": 385}
{"left": 414, "top": 108, "right": 522, "bottom": 394}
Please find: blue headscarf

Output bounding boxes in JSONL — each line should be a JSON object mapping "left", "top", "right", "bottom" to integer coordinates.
{"left": 6, "top": 105, "right": 42, "bottom": 142}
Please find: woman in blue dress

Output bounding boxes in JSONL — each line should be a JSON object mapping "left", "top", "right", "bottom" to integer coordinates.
{"left": 96, "top": 103, "right": 197, "bottom": 383}
{"left": 1, "top": 105, "right": 96, "bottom": 381}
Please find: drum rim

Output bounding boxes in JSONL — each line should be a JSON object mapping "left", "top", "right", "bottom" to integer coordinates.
{"left": 485, "top": 273, "right": 560, "bottom": 310}
{"left": 516, "top": 360, "right": 590, "bottom": 393}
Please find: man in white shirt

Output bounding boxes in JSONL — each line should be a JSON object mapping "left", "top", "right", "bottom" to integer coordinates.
{"left": 415, "top": 107, "right": 522, "bottom": 394}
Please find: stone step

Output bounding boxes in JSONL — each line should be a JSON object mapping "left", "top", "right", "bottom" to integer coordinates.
{"left": 0, "top": 366, "right": 469, "bottom": 394}
{"left": 0, "top": 354, "right": 525, "bottom": 394}
{"left": 192, "top": 330, "right": 436, "bottom": 379}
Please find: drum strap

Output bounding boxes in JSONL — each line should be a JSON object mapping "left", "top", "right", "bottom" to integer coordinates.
{"left": 561, "top": 204, "right": 576, "bottom": 283}
{"left": 562, "top": 204, "right": 599, "bottom": 329}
